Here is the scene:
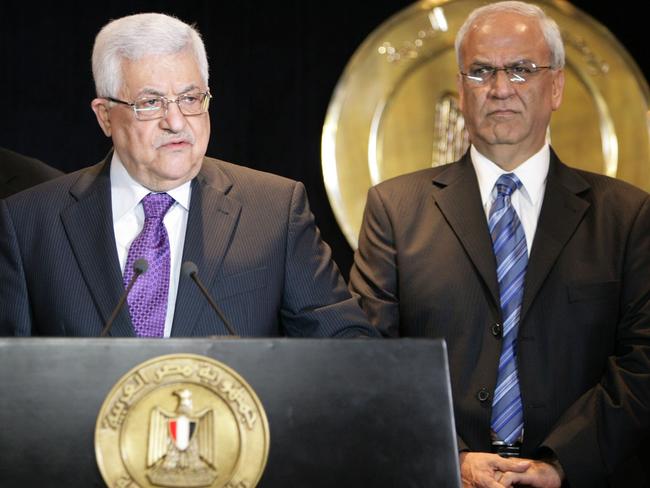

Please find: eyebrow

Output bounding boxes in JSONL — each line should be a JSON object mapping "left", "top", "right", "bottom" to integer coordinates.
{"left": 469, "top": 58, "right": 535, "bottom": 67}
{"left": 135, "top": 84, "right": 203, "bottom": 98}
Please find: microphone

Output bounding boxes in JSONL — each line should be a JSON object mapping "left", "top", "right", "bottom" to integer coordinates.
{"left": 181, "top": 261, "right": 238, "bottom": 336}
{"left": 100, "top": 258, "right": 148, "bottom": 337}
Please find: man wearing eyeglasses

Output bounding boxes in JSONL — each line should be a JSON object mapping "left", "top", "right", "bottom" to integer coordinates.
{"left": 349, "top": 2, "right": 649, "bottom": 487}
{"left": 0, "top": 13, "right": 376, "bottom": 340}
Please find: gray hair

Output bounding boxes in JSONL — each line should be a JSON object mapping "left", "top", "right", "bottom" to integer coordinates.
{"left": 455, "top": 1, "right": 565, "bottom": 70}
{"left": 92, "top": 13, "right": 209, "bottom": 97}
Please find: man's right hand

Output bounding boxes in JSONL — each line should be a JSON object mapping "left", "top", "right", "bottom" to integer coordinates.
{"left": 459, "top": 451, "right": 531, "bottom": 488}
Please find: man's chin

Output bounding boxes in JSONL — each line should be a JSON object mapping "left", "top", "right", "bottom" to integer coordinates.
{"left": 483, "top": 127, "right": 524, "bottom": 146}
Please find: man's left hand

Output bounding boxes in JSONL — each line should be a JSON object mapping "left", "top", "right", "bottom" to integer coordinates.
{"left": 497, "top": 458, "right": 563, "bottom": 488}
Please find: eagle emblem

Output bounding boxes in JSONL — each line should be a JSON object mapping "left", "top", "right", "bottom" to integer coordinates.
{"left": 95, "top": 354, "right": 269, "bottom": 488}
{"left": 147, "top": 389, "right": 218, "bottom": 487}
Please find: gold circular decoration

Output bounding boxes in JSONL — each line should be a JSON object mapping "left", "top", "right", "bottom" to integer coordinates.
{"left": 322, "top": 0, "right": 650, "bottom": 248}
{"left": 95, "top": 354, "right": 269, "bottom": 488}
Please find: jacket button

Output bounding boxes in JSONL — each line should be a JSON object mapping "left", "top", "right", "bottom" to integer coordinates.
{"left": 491, "top": 323, "right": 502, "bottom": 337}
{"left": 477, "top": 388, "right": 490, "bottom": 402}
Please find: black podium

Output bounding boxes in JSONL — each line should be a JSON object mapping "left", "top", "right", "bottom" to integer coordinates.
{"left": 0, "top": 338, "right": 460, "bottom": 487}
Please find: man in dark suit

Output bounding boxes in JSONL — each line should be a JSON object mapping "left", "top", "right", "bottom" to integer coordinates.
{"left": 0, "top": 147, "right": 61, "bottom": 198}
{"left": 350, "top": 2, "right": 649, "bottom": 487}
{"left": 0, "top": 13, "right": 375, "bottom": 339}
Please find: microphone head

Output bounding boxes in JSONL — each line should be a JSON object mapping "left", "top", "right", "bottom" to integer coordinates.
{"left": 181, "top": 261, "right": 199, "bottom": 277}
{"left": 133, "top": 258, "right": 149, "bottom": 274}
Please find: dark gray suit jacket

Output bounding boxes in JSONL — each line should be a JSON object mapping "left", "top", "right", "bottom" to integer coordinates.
{"left": 0, "top": 154, "right": 374, "bottom": 338}
{"left": 0, "top": 147, "right": 62, "bottom": 198}
{"left": 349, "top": 150, "right": 650, "bottom": 487}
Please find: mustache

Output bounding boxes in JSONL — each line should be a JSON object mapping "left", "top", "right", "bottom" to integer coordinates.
{"left": 153, "top": 131, "right": 195, "bottom": 149}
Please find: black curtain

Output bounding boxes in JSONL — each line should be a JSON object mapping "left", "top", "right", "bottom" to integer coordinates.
{"left": 0, "top": 1, "right": 646, "bottom": 277}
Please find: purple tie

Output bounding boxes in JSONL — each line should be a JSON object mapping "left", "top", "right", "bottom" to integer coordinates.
{"left": 124, "top": 193, "right": 175, "bottom": 337}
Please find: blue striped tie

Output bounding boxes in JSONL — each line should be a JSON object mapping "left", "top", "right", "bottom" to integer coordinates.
{"left": 489, "top": 173, "right": 527, "bottom": 445}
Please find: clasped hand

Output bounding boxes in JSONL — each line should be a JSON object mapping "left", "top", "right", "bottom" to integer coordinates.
{"left": 460, "top": 452, "right": 562, "bottom": 488}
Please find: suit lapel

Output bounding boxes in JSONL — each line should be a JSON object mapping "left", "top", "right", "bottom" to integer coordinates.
{"left": 60, "top": 156, "right": 134, "bottom": 336}
{"left": 521, "top": 153, "right": 591, "bottom": 321}
{"left": 171, "top": 159, "right": 242, "bottom": 336}
{"left": 431, "top": 154, "right": 501, "bottom": 309}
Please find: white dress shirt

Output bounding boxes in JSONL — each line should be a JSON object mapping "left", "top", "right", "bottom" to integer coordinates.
{"left": 470, "top": 144, "right": 550, "bottom": 255}
{"left": 110, "top": 153, "right": 191, "bottom": 337}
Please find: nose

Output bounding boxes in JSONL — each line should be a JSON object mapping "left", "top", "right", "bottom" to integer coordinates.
{"left": 489, "top": 69, "right": 516, "bottom": 98}
{"left": 160, "top": 100, "right": 186, "bottom": 132}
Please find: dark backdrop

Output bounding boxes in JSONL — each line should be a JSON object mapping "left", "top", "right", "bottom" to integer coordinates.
{"left": 0, "top": 1, "right": 645, "bottom": 277}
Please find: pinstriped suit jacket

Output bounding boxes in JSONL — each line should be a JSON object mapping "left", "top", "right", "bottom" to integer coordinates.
{"left": 0, "top": 154, "right": 374, "bottom": 338}
{"left": 349, "top": 150, "right": 650, "bottom": 487}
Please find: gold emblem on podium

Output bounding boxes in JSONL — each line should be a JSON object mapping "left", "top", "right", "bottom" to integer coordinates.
{"left": 95, "top": 354, "right": 269, "bottom": 488}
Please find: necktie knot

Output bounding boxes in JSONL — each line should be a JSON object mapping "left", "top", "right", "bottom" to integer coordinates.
{"left": 142, "top": 193, "right": 174, "bottom": 220}
{"left": 495, "top": 173, "right": 522, "bottom": 198}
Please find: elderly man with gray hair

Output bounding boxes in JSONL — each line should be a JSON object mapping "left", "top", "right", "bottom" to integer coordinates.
{"left": 0, "top": 13, "right": 376, "bottom": 340}
{"left": 350, "top": 2, "right": 650, "bottom": 487}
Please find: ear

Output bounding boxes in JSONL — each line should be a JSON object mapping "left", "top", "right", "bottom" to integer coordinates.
{"left": 550, "top": 69, "right": 565, "bottom": 111}
{"left": 91, "top": 98, "right": 112, "bottom": 137}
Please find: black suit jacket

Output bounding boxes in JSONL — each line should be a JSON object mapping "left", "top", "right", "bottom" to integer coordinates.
{"left": 0, "top": 147, "right": 62, "bottom": 198}
{"left": 349, "top": 150, "right": 650, "bottom": 487}
{"left": 0, "top": 154, "right": 375, "bottom": 338}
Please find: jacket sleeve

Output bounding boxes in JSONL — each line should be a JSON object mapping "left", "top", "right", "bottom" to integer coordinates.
{"left": 349, "top": 185, "right": 402, "bottom": 338}
{"left": 0, "top": 200, "right": 32, "bottom": 336}
{"left": 350, "top": 185, "right": 471, "bottom": 452}
{"left": 279, "top": 181, "right": 378, "bottom": 338}
{"left": 541, "top": 194, "right": 650, "bottom": 487}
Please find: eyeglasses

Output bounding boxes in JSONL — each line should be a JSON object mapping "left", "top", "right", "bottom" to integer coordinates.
{"left": 460, "top": 62, "right": 553, "bottom": 85}
{"left": 105, "top": 90, "right": 212, "bottom": 120}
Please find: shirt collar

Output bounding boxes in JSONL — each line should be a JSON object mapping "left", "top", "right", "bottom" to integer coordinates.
{"left": 110, "top": 151, "right": 192, "bottom": 220}
{"left": 470, "top": 144, "right": 549, "bottom": 207}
